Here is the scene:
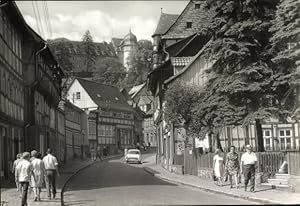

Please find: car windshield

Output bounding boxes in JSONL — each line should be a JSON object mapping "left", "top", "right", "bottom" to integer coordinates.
{"left": 128, "top": 150, "right": 140, "bottom": 154}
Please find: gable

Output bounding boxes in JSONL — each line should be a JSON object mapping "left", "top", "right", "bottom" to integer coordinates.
{"left": 66, "top": 79, "right": 98, "bottom": 111}
{"left": 162, "top": 0, "right": 214, "bottom": 40}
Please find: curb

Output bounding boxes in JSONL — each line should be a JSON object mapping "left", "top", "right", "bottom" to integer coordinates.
{"left": 61, "top": 154, "right": 123, "bottom": 206}
{"left": 143, "top": 167, "right": 281, "bottom": 205}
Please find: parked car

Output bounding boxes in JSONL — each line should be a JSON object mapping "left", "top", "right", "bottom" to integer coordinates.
{"left": 125, "top": 149, "right": 141, "bottom": 164}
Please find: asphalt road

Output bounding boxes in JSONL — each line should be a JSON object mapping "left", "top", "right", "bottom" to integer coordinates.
{"left": 64, "top": 155, "right": 255, "bottom": 206}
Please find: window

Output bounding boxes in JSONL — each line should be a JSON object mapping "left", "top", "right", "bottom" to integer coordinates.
{"left": 263, "top": 129, "right": 272, "bottom": 150}
{"left": 76, "top": 92, "right": 80, "bottom": 99}
{"left": 186, "top": 22, "right": 192, "bottom": 29}
{"left": 195, "top": 4, "right": 200, "bottom": 9}
{"left": 278, "top": 129, "right": 292, "bottom": 150}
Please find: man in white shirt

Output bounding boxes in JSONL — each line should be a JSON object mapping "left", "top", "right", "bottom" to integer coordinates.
{"left": 43, "top": 148, "right": 59, "bottom": 199}
{"left": 15, "top": 152, "right": 33, "bottom": 206}
{"left": 240, "top": 144, "right": 257, "bottom": 192}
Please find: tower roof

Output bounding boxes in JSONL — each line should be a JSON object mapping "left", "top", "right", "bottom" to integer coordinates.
{"left": 152, "top": 12, "right": 179, "bottom": 37}
{"left": 121, "top": 30, "right": 137, "bottom": 45}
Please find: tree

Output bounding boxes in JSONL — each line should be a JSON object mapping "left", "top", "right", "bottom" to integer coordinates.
{"left": 164, "top": 81, "right": 201, "bottom": 127}
{"left": 125, "top": 40, "right": 153, "bottom": 86}
{"left": 269, "top": 0, "right": 300, "bottom": 118}
{"left": 92, "top": 57, "right": 127, "bottom": 88}
{"left": 198, "top": 0, "right": 278, "bottom": 151}
{"left": 82, "top": 30, "right": 97, "bottom": 72}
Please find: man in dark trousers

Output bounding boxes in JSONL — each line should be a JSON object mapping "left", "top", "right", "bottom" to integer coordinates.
{"left": 240, "top": 144, "right": 257, "bottom": 192}
{"left": 43, "top": 148, "right": 60, "bottom": 199}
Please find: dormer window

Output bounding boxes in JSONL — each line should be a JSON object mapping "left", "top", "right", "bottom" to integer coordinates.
{"left": 195, "top": 4, "right": 200, "bottom": 9}
{"left": 186, "top": 22, "right": 192, "bottom": 29}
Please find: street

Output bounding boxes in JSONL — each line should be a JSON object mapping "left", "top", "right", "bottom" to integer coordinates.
{"left": 63, "top": 154, "right": 255, "bottom": 206}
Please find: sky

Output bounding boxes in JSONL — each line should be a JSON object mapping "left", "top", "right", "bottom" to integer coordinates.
{"left": 16, "top": 1, "right": 189, "bottom": 43}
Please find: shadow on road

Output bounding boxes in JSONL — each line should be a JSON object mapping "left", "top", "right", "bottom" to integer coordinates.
{"left": 65, "top": 161, "right": 176, "bottom": 192}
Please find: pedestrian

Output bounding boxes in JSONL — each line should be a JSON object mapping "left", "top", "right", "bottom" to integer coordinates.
{"left": 224, "top": 146, "right": 240, "bottom": 189}
{"left": 43, "top": 148, "right": 59, "bottom": 200}
{"left": 240, "top": 144, "right": 257, "bottom": 192}
{"left": 96, "top": 149, "right": 103, "bottom": 161}
{"left": 15, "top": 152, "right": 34, "bottom": 206}
{"left": 12, "top": 153, "right": 22, "bottom": 192}
{"left": 213, "top": 149, "right": 224, "bottom": 186}
{"left": 148, "top": 142, "right": 151, "bottom": 149}
{"left": 31, "top": 150, "right": 46, "bottom": 201}
{"left": 90, "top": 147, "right": 96, "bottom": 161}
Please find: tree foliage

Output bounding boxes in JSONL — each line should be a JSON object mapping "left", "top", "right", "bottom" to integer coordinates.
{"left": 126, "top": 40, "right": 153, "bottom": 87}
{"left": 269, "top": 0, "right": 300, "bottom": 118}
{"left": 82, "top": 30, "right": 97, "bottom": 72}
{"left": 164, "top": 81, "right": 201, "bottom": 129}
{"left": 92, "top": 57, "right": 127, "bottom": 88}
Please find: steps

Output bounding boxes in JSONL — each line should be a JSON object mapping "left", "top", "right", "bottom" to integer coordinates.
{"left": 263, "top": 173, "right": 292, "bottom": 192}
{"left": 267, "top": 178, "right": 289, "bottom": 185}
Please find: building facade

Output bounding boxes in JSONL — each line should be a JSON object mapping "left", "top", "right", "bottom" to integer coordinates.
{"left": 62, "top": 100, "right": 88, "bottom": 161}
{"left": 0, "top": 1, "right": 26, "bottom": 179}
{"left": 66, "top": 78, "right": 138, "bottom": 155}
{"left": 129, "top": 83, "right": 157, "bottom": 147}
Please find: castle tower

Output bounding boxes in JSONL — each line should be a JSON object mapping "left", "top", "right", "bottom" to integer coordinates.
{"left": 120, "top": 29, "right": 138, "bottom": 71}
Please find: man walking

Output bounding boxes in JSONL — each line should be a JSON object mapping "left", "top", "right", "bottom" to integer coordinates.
{"left": 43, "top": 148, "right": 59, "bottom": 199}
{"left": 240, "top": 144, "right": 257, "bottom": 192}
{"left": 15, "top": 152, "right": 33, "bottom": 206}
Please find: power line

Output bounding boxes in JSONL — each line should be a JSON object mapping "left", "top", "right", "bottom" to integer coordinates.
{"left": 42, "top": 0, "right": 50, "bottom": 38}
{"left": 34, "top": 1, "right": 46, "bottom": 38}
{"left": 44, "top": 1, "right": 53, "bottom": 38}
{"left": 31, "top": 0, "right": 42, "bottom": 35}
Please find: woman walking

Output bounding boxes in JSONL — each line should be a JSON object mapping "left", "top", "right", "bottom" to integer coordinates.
{"left": 12, "top": 153, "right": 22, "bottom": 192}
{"left": 225, "top": 146, "right": 240, "bottom": 188}
{"left": 30, "top": 150, "right": 46, "bottom": 201}
{"left": 213, "top": 149, "right": 224, "bottom": 186}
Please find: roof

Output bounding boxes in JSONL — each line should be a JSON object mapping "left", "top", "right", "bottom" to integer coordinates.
{"left": 119, "top": 30, "right": 138, "bottom": 46}
{"left": 111, "top": 38, "right": 123, "bottom": 47}
{"left": 76, "top": 78, "right": 135, "bottom": 113}
{"left": 164, "top": 39, "right": 212, "bottom": 85}
{"left": 129, "top": 83, "right": 146, "bottom": 98}
{"left": 138, "top": 96, "right": 153, "bottom": 105}
{"left": 171, "top": 57, "right": 193, "bottom": 67}
{"left": 5, "top": 1, "right": 64, "bottom": 78}
{"left": 152, "top": 12, "right": 179, "bottom": 37}
{"left": 162, "top": 0, "right": 214, "bottom": 39}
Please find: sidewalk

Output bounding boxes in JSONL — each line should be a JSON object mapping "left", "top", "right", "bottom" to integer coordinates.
{"left": 0, "top": 155, "right": 121, "bottom": 206}
{"left": 143, "top": 155, "right": 300, "bottom": 205}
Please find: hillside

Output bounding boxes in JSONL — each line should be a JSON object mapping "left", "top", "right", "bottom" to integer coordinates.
{"left": 48, "top": 38, "right": 118, "bottom": 77}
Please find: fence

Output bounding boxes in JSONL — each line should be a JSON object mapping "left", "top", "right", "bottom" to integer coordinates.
{"left": 256, "top": 152, "right": 286, "bottom": 176}
{"left": 184, "top": 150, "right": 300, "bottom": 177}
{"left": 287, "top": 151, "right": 300, "bottom": 176}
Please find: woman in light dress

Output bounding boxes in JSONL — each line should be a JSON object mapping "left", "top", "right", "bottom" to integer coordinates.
{"left": 213, "top": 149, "right": 224, "bottom": 186}
{"left": 30, "top": 150, "right": 46, "bottom": 201}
